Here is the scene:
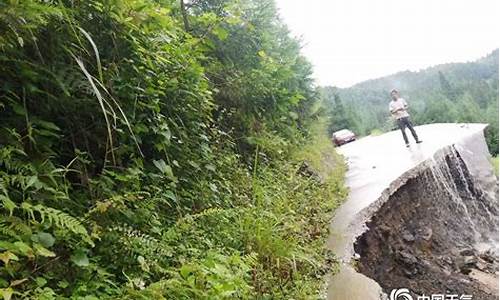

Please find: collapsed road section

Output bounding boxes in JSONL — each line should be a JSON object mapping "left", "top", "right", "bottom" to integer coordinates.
{"left": 326, "top": 123, "right": 499, "bottom": 300}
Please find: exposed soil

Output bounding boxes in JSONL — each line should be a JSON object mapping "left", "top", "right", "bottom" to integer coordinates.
{"left": 354, "top": 149, "right": 499, "bottom": 299}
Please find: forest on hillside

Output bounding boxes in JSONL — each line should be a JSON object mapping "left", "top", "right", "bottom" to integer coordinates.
{"left": 0, "top": 1, "right": 346, "bottom": 299}
{"left": 323, "top": 49, "right": 499, "bottom": 155}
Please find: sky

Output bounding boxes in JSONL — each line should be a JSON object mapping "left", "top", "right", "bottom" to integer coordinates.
{"left": 274, "top": 0, "right": 499, "bottom": 88}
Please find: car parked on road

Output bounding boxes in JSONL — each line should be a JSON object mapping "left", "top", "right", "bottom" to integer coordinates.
{"left": 332, "top": 129, "right": 356, "bottom": 146}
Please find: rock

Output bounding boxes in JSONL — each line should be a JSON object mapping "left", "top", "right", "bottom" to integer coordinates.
{"left": 397, "top": 250, "right": 418, "bottom": 265}
{"left": 476, "top": 259, "right": 488, "bottom": 271}
{"left": 419, "top": 259, "right": 432, "bottom": 268}
{"left": 458, "top": 278, "right": 471, "bottom": 284}
{"left": 459, "top": 256, "right": 478, "bottom": 274}
{"left": 441, "top": 256, "right": 453, "bottom": 265}
{"left": 460, "top": 248, "right": 476, "bottom": 256}
{"left": 463, "top": 256, "right": 478, "bottom": 266}
{"left": 418, "top": 227, "right": 433, "bottom": 241}
{"left": 403, "top": 266, "right": 418, "bottom": 278}
{"left": 479, "top": 251, "right": 496, "bottom": 263}
{"left": 379, "top": 225, "right": 391, "bottom": 233}
{"left": 402, "top": 230, "right": 415, "bottom": 242}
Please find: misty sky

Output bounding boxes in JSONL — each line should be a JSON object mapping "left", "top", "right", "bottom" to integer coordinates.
{"left": 274, "top": 0, "right": 499, "bottom": 88}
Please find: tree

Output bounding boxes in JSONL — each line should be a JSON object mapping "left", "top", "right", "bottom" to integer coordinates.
{"left": 439, "top": 71, "right": 457, "bottom": 101}
{"left": 321, "top": 88, "right": 360, "bottom": 134}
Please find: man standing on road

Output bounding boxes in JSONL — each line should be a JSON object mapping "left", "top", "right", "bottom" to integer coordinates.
{"left": 389, "top": 89, "right": 422, "bottom": 147}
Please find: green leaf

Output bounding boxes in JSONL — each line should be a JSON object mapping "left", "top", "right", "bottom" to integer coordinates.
{"left": 0, "top": 195, "right": 16, "bottom": 216}
{"left": 0, "top": 288, "right": 13, "bottom": 300}
{"left": 188, "top": 160, "right": 200, "bottom": 169}
{"left": 165, "top": 190, "right": 176, "bottom": 201}
{"left": 0, "top": 252, "right": 18, "bottom": 265}
{"left": 71, "top": 249, "right": 89, "bottom": 267}
{"left": 12, "top": 242, "right": 33, "bottom": 257}
{"left": 10, "top": 102, "right": 25, "bottom": 116}
{"left": 34, "top": 244, "right": 56, "bottom": 257}
{"left": 57, "top": 280, "right": 69, "bottom": 289}
{"left": 213, "top": 26, "right": 228, "bottom": 40}
{"left": 179, "top": 265, "right": 194, "bottom": 279}
{"left": 24, "top": 176, "right": 39, "bottom": 190}
{"left": 33, "top": 232, "right": 55, "bottom": 248}
{"left": 35, "top": 277, "right": 47, "bottom": 287}
{"left": 137, "top": 255, "right": 149, "bottom": 272}
{"left": 153, "top": 159, "right": 174, "bottom": 178}
{"left": 153, "top": 159, "right": 168, "bottom": 173}
{"left": 34, "top": 120, "right": 60, "bottom": 131}
{"left": 205, "top": 164, "right": 216, "bottom": 172}
{"left": 159, "top": 124, "right": 171, "bottom": 141}
{"left": 289, "top": 111, "right": 299, "bottom": 120}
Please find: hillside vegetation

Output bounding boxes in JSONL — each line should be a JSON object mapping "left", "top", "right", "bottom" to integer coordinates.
{"left": 0, "top": 1, "right": 346, "bottom": 298}
{"left": 323, "top": 50, "right": 499, "bottom": 155}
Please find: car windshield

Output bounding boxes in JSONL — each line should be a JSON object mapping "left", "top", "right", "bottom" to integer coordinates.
{"left": 334, "top": 129, "right": 352, "bottom": 138}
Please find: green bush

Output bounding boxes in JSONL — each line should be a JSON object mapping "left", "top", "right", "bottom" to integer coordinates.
{"left": 491, "top": 156, "right": 499, "bottom": 177}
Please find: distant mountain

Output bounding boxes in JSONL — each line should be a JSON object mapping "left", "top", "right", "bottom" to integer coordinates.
{"left": 321, "top": 49, "right": 499, "bottom": 154}
{"left": 346, "top": 50, "right": 498, "bottom": 93}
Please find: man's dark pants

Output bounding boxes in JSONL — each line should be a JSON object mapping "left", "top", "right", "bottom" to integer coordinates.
{"left": 397, "top": 117, "right": 419, "bottom": 144}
